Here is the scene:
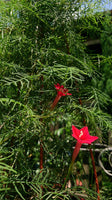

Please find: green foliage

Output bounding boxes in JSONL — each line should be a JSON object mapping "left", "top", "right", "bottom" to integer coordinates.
{"left": 100, "top": 12, "right": 112, "bottom": 98}
{"left": 0, "top": 0, "right": 111, "bottom": 199}
{"left": 101, "top": 177, "right": 112, "bottom": 199}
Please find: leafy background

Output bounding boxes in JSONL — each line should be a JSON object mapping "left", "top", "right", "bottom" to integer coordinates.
{"left": 0, "top": 0, "right": 112, "bottom": 199}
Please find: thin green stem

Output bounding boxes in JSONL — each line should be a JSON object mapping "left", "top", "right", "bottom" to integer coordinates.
{"left": 62, "top": 141, "right": 82, "bottom": 189}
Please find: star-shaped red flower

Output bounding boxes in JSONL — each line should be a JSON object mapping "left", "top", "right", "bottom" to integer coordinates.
{"left": 54, "top": 83, "right": 72, "bottom": 96}
{"left": 72, "top": 125, "right": 98, "bottom": 144}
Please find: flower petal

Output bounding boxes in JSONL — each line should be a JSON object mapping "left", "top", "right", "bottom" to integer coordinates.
{"left": 72, "top": 125, "right": 80, "bottom": 140}
{"left": 54, "top": 83, "right": 61, "bottom": 90}
{"left": 72, "top": 125, "right": 98, "bottom": 144}
{"left": 79, "top": 126, "right": 89, "bottom": 139}
{"left": 67, "top": 92, "right": 72, "bottom": 95}
{"left": 55, "top": 83, "right": 72, "bottom": 96}
{"left": 83, "top": 135, "right": 98, "bottom": 144}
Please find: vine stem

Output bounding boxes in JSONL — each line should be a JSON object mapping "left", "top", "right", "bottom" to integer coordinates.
{"left": 40, "top": 141, "right": 43, "bottom": 170}
{"left": 90, "top": 148, "right": 100, "bottom": 200}
{"left": 40, "top": 76, "right": 44, "bottom": 200}
{"left": 40, "top": 76, "right": 44, "bottom": 171}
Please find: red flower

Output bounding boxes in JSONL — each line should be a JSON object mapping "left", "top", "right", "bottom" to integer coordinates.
{"left": 72, "top": 125, "right": 98, "bottom": 144}
{"left": 54, "top": 83, "right": 72, "bottom": 96}
{"left": 50, "top": 83, "right": 72, "bottom": 110}
{"left": 63, "top": 125, "right": 99, "bottom": 190}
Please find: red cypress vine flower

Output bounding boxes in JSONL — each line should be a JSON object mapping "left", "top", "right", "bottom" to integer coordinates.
{"left": 72, "top": 127, "right": 100, "bottom": 200}
{"left": 72, "top": 125, "right": 98, "bottom": 163}
{"left": 63, "top": 125, "right": 98, "bottom": 191}
{"left": 72, "top": 125, "right": 98, "bottom": 145}
{"left": 51, "top": 83, "right": 72, "bottom": 110}
{"left": 55, "top": 83, "right": 72, "bottom": 96}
